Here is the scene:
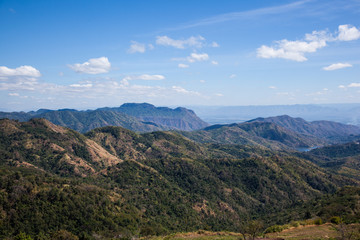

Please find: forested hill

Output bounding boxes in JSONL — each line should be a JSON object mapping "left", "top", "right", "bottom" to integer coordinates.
{"left": 179, "top": 115, "right": 360, "bottom": 151}
{"left": 0, "top": 118, "right": 358, "bottom": 239}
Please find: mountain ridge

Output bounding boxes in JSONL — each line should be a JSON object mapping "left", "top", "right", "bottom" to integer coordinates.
{"left": 0, "top": 102, "right": 209, "bottom": 133}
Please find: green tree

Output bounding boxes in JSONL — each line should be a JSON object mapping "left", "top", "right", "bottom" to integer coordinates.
{"left": 14, "top": 232, "right": 33, "bottom": 240}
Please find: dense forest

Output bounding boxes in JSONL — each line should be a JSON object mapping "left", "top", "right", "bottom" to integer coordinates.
{"left": 0, "top": 117, "right": 359, "bottom": 239}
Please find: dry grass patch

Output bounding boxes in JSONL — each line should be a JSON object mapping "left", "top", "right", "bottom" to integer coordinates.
{"left": 265, "top": 223, "right": 338, "bottom": 239}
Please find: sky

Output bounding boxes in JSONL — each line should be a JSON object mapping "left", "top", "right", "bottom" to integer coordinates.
{"left": 1, "top": 0, "right": 360, "bottom": 111}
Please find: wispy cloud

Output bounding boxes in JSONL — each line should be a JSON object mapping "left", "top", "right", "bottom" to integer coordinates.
{"left": 178, "top": 63, "right": 189, "bottom": 68}
{"left": 166, "top": 0, "right": 310, "bottom": 30}
{"left": 156, "top": 35, "right": 205, "bottom": 49}
{"left": 172, "top": 86, "right": 201, "bottom": 96}
{"left": 187, "top": 53, "right": 209, "bottom": 62}
{"left": 323, "top": 63, "right": 352, "bottom": 71}
{"left": 211, "top": 42, "right": 220, "bottom": 47}
{"left": 128, "top": 41, "right": 146, "bottom": 53}
{"left": 69, "top": 57, "right": 111, "bottom": 74}
{"left": 348, "top": 83, "right": 360, "bottom": 88}
{"left": 121, "top": 74, "right": 165, "bottom": 85}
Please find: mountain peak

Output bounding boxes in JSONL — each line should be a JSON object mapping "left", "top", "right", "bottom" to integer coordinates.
{"left": 120, "top": 102, "right": 156, "bottom": 109}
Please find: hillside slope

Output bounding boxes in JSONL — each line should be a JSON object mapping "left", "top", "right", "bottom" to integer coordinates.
{"left": 0, "top": 118, "right": 358, "bottom": 239}
{"left": 180, "top": 121, "right": 324, "bottom": 150}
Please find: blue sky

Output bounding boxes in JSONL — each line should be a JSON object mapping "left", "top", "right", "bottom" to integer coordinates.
{"left": 1, "top": 0, "right": 360, "bottom": 111}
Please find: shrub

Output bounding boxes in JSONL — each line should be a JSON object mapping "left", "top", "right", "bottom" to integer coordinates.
{"left": 291, "top": 221, "right": 300, "bottom": 227}
{"left": 314, "top": 218, "right": 323, "bottom": 225}
{"left": 330, "top": 216, "right": 341, "bottom": 224}
{"left": 14, "top": 232, "right": 33, "bottom": 240}
{"left": 264, "top": 225, "right": 284, "bottom": 233}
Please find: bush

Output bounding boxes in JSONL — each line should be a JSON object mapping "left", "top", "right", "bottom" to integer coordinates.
{"left": 291, "top": 221, "right": 300, "bottom": 227}
{"left": 264, "top": 225, "right": 284, "bottom": 233}
{"left": 14, "top": 232, "right": 33, "bottom": 240}
{"left": 314, "top": 218, "right": 323, "bottom": 225}
{"left": 330, "top": 216, "right": 341, "bottom": 224}
{"left": 51, "top": 230, "right": 78, "bottom": 240}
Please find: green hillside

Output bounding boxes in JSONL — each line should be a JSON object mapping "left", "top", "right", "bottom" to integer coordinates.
{"left": 0, "top": 118, "right": 359, "bottom": 239}
{"left": 180, "top": 121, "right": 324, "bottom": 150}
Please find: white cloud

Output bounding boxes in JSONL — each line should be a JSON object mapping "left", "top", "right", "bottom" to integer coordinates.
{"left": 211, "top": 42, "right": 219, "bottom": 47}
{"left": 337, "top": 24, "right": 360, "bottom": 41}
{"left": 0, "top": 65, "right": 41, "bottom": 77}
{"left": 136, "top": 74, "right": 165, "bottom": 80}
{"left": 257, "top": 31, "right": 328, "bottom": 62}
{"left": 277, "top": 92, "right": 290, "bottom": 96}
{"left": 8, "top": 93, "right": 19, "bottom": 96}
{"left": 323, "top": 63, "right": 352, "bottom": 71}
{"left": 200, "top": 80, "right": 206, "bottom": 83}
{"left": 69, "top": 57, "right": 111, "bottom": 74}
{"left": 211, "top": 61, "right": 218, "bottom": 65}
{"left": 215, "top": 93, "right": 223, "bottom": 97}
{"left": 257, "top": 29, "right": 334, "bottom": 62}
{"left": 156, "top": 35, "right": 205, "bottom": 49}
{"left": 122, "top": 74, "right": 165, "bottom": 85}
{"left": 338, "top": 85, "right": 346, "bottom": 89}
{"left": 70, "top": 83, "right": 93, "bottom": 88}
{"left": 1, "top": 75, "right": 210, "bottom": 109}
{"left": 128, "top": 41, "right": 146, "bottom": 53}
{"left": 178, "top": 63, "right": 189, "bottom": 68}
{"left": 258, "top": 25, "right": 360, "bottom": 62}
{"left": 229, "top": 74, "right": 236, "bottom": 78}
{"left": 172, "top": 86, "right": 201, "bottom": 96}
{"left": 187, "top": 53, "right": 209, "bottom": 62}
{"left": 269, "top": 86, "right": 277, "bottom": 89}
{"left": 348, "top": 83, "right": 360, "bottom": 88}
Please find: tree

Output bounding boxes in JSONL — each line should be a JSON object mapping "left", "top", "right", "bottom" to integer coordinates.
{"left": 238, "top": 220, "right": 264, "bottom": 240}
{"left": 14, "top": 232, "right": 33, "bottom": 240}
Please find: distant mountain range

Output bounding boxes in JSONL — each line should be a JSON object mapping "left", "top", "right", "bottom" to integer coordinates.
{"left": 190, "top": 103, "right": 360, "bottom": 125}
{"left": 0, "top": 103, "right": 209, "bottom": 133}
{"left": 180, "top": 115, "right": 360, "bottom": 151}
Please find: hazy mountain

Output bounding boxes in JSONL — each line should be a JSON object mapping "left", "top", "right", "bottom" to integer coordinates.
{"left": 36, "top": 109, "right": 166, "bottom": 133}
{"left": 250, "top": 115, "right": 360, "bottom": 143}
{"left": 180, "top": 121, "right": 325, "bottom": 150}
{"left": 190, "top": 103, "right": 360, "bottom": 125}
{"left": 99, "top": 103, "right": 209, "bottom": 131}
{"left": 1, "top": 118, "right": 357, "bottom": 239}
{"left": 0, "top": 103, "right": 209, "bottom": 133}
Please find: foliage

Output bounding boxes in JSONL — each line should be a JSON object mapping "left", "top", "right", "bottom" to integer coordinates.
{"left": 0, "top": 118, "right": 360, "bottom": 239}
